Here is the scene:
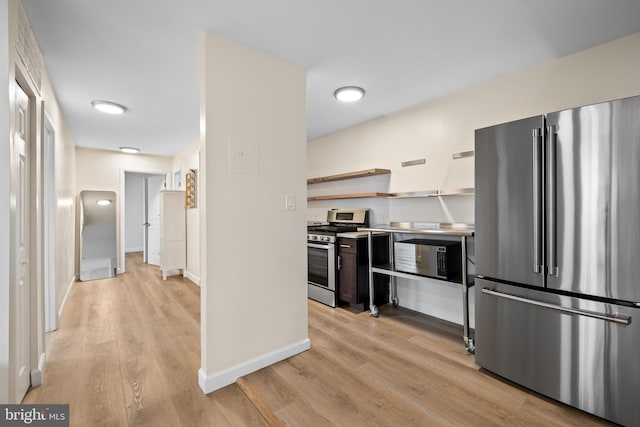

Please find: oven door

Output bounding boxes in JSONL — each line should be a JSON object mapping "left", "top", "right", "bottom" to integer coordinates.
{"left": 307, "top": 242, "right": 336, "bottom": 307}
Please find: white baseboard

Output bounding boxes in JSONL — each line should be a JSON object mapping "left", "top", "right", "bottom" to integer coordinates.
{"left": 30, "top": 352, "right": 46, "bottom": 387}
{"left": 184, "top": 270, "right": 201, "bottom": 286}
{"left": 198, "top": 338, "right": 311, "bottom": 394}
{"left": 125, "top": 247, "right": 143, "bottom": 253}
{"left": 58, "top": 275, "right": 76, "bottom": 319}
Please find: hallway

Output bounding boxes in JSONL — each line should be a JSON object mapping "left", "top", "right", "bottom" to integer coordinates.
{"left": 24, "top": 253, "right": 266, "bottom": 426}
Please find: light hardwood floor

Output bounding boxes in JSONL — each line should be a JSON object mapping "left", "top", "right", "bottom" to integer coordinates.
{"left": 24, "top": 252, "right": 613, "bottom": 426}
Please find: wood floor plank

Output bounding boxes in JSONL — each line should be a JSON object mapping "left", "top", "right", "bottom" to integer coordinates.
{"left": 74, "top": 341, "right": 128, "bottom": 426}
{"left": 24, "top": 252, "right": 267, "bottom": 427}
{"left": 270, "top": 353, "right": 380, "bottom": 426}
{"left": 119, "top": 352, "right": 182, "bottom": 427}
{"left": 204, "top": 385, "right": 270, "bottom": 427}
{"left": 308, "top": 319, "right": 500, "bottom": 426}
{"left": 166, "top": 385, "right": 268, "bottom": 427}
{"left": 275, "top": 401, "right": 335, "bottom": 427}
{"left": 237, "top": 377, "right": 285, "bottom": 427}
{"left": 24, "top": 252, "right": 614, "bottom": 426}
{"left": 298, "top": 340, "right": 457, "bottom": 426}
{"left": 238, "top": 365, "right": 302, "bottom": 414}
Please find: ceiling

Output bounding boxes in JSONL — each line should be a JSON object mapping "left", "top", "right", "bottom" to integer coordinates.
{"left": 22, "top": 0, "right": 640, "bottom": 157}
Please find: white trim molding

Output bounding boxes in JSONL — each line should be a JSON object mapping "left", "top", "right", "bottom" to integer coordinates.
{"left": 58, "top": 275, "right": 76, "bottom": 319}
{"left": 30, "top": 352, "right": 46, "bottom": 387}
{"left": 198, "top": 338, "right": 310, "bottom": 394}
{"left": 184, "top": 271, "right": 201, "bottom": 286}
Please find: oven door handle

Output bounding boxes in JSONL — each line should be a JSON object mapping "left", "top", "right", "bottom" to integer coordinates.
{"left": 308, "top": 243, "right": 331, "bottom": 250}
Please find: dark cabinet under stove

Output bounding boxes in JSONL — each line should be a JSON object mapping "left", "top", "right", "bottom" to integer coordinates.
{"left": 337, "top": 234, "right": 389, "bottom": 311}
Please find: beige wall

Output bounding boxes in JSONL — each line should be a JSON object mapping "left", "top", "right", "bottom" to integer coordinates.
{"left": 0, "top": 0, "right": 11, "bottom": 404}
{"left": 309, "top": 32, "right": 640, "bottom": 191}
{"left": 75, "top": 147, "right": 172, "bottom": 274}
{"left": 172, "top": 138, "right": 201, "bottom": 285}
{"left": 199, "top": 33, "right": 308, "bottom": 393}
{"left": 308, "top": 32, "right": 640, "bottom": 325}
{"left": 42, "top": 70, "right": 77, "bottom": 320}
{"left": 1, "top": 0, "right": 77, "bottom": 402}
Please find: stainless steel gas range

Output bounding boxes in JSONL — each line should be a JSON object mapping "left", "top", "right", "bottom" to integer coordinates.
{"left": 307, "top": 208, "right": 369, "bottom": 307}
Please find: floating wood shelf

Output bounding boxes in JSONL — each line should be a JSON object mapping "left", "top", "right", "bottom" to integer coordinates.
{"left": 307, "top": 168, "right": 391, "bottom": 185}
{"left": 387, "top": 188, "right": 474, "bottom": 198}
{"left": 307, "top": 192, "right": 395, "bottom": 201}
{"left": 307, "top": 188, "right": 474, "bottom": 201}
{"left": 452, "top": 150, "right": 474, "bottom": 159}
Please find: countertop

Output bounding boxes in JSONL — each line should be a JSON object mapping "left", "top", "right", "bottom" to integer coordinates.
{"left": 358, "top": 222, "right": 474, "bottom": 237}
{"left": 336, "top": 231, "right": 388, "bottom": 239}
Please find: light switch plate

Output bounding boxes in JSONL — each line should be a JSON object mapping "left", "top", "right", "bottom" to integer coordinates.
{"left": 285, "top": 194, "right": 296, "bottom": 211}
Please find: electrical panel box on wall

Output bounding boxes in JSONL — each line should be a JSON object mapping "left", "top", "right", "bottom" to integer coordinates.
{"left": 228, "top": 138, "right": 260, "bottom": 175}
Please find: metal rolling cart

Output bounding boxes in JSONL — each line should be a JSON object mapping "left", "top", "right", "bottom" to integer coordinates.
{"left": 360, "top": 223, "right": 476, "bottom": 353}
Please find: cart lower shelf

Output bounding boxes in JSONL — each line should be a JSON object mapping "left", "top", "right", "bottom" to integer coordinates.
{"left": 361, "top": 226, "right": 476, "bottom": 354}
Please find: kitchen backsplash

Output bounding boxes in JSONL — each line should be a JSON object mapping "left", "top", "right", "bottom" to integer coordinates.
{"left": 306, "top": 171, "right": 474, "bottom": 225}
{"left": 307, "top": 196, "right": 473, "bottom": 226}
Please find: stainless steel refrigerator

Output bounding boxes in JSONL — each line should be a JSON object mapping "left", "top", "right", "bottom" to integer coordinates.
{"left": 474, "top": 95, "right": 640, "bottom": 426}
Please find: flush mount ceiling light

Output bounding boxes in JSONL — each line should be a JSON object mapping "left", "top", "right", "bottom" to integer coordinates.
{"left": 96, "top": 199, "right": 112, "bottom": 206}
{"left": 334, "top": 86, "right": 365, "bottom": 103}
{"left": 119, "top": 146, "right": 140, "bottom": 154}
{"left": 90, "top": 100, "right": 127, "bottom": 115}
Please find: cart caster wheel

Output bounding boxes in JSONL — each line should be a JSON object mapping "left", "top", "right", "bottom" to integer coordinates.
{"left": 369, "top": 306, "right": 380, "bottom": 317}
{"left": 465, "top": 338, "right": 476, "bottom": 354}
{"left": 392, "top": 297, "right": 399, "bottom": 307}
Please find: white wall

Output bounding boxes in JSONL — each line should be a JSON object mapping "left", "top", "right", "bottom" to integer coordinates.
{"left": 308, "top": 32, "right": 640, "bottom": 326}
{"left": 1, "top": 0, "right": 76, "bottom": 401}
{"left": 0, "top": 0, "right": 11, "bottom": 404}
{"left": 199, "top": 33, "right": 308, "bottom": 393}
{"left": 75, "top": 148, "right": 172, "bottom": 274}
{"left": 172, "top": 138, "right": 201, "bottom": 285}
{"left": 42, "top": 68, "right": 77, "bottom": 320}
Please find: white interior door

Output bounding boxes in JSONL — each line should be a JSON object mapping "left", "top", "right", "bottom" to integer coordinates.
{"left": 12, "top": 81, "right": 31, "bottom": 403}
{"left": 145, "top": 175, "right": 165, "bottom": 266}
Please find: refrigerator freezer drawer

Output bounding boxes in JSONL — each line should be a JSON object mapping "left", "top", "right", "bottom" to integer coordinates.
{"left": 475, "top": 278, "right": 639, "bottom": 427}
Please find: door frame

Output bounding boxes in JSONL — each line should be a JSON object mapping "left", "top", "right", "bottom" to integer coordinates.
{"left": 143, "top": 174, "right": 166, "bottom": 266}
{"left": 43, "top": 115, "right": 56, "bottom": 332}
{"left": 9, "top": 65, "right": 45, "bottom": 402}
{"left": 10, "top": 77, "right": 33, "bottom": 403}
{"left": 119, "top": 168, "right": 168, "bottom": 273}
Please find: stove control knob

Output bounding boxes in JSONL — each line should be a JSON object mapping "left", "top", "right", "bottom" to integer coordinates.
{"left": 323, "top": 236, "right": 331, "bottom": 242}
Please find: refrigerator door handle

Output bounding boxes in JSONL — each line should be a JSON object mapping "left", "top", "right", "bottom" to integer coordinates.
{"left": 532, "top": 128, "right": 543, "bottom": 274}
{"left": 547, "top": 125, "right": 559, "bottom": 277}
{"left": 481, "top": 288, "right": 631, "bottom": 325}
